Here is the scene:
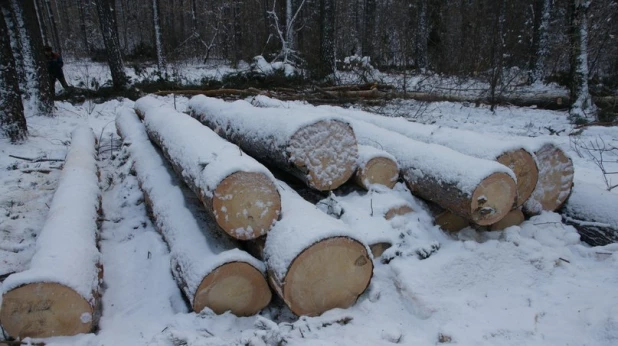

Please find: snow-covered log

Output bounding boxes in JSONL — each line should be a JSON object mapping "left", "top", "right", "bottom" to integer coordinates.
{"left": 521, "top": 142, "right": 574, "bottom": 215}
{"left": 335, "top": 110, "right": 538, "bottom": 208}
{"left": 338, "top": 119, "right": 517, "bottom": 225}
{"left": 116, "top": 109, "right": 271, "bottom": 315}
{"left": 353, "top": 145, "right": 399, "bottom": 190}
{"left": 489, "top": 208, "right": 525, "bottom": 231}
{"left": 0, "top": 126, "right": 102, "bottom": 338}
{"left": 188, "top": 95, "right": 359, "bottom": 191}
{"left": 561, "top": 182, "right": 618, "bottom": 246}
{"left": 264, "top": 183, "right": 373, "bottom": 316}
{"left": 134, "top": 96, "right": 281, "bottom": 240}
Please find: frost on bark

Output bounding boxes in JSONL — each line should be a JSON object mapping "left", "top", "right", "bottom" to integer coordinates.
{"left": 95, "top": 0, "right": 128, "bottom": 90}
{"left": 415, "top": 0, "right": 429, "bottom": 70}
{"left": 7, "top": 0, "right": 54, "bottom": 116}
{"left": 529, "top": 0, "right": 552, "bottom": 83}
{"left": 569, "top": 0, "right": 595, "bottom": 119}
{"left": 152, "top": 0, "right": 165, "bottom": 72}
{"left": 0, "top": 11, "right": 27, "bottom": 142}
{"left": 318, "top": 0, "right": 335, "bottom": 79}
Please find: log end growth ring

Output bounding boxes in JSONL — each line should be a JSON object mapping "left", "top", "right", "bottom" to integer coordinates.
{"left": 357, "top": 157, "right": 399, "bottom": 189}
{"left": 471, "top": 172, "right": 517, "bottom": 225}
{"left": 282, "top": 237, "right": 373, "bottom": 316}
{"left": 0, "top": 283, "right": 94, "bottom": 339}
{"left": 193, "top": 262, "right": 272, "bottom": 316}
{"left": 496, "top": 149, "right": 539, "bottom": 208}
{"left": 213, "top": 172, "right": 281, "bottom": 240}
{"left": 525, "top": 144, "right": 574, "bottom": 214}
{"left": 289, "top": 120, "right": 358, "bottom": 191}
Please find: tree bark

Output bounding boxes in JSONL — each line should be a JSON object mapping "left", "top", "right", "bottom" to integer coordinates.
{"left": 415, "top": 0, "right": 429, "bottom": 69}
{"left": 569, "top": 0, "right": 594, "bottom": 119}
{"left": 529, "top": 0, "right": 552, "bottom": 83}
{"left": 318, "top": 0, "right": 336, "bottom": 78}
{"left": 6, "top": 0, "right": 54, "bottom": 116}
{"left": 152, "top": 0, "right": 166, "bottom": 72}
{"left": 95, "top": 0, "right": 128, "bottom": 90}
{"left": 0, "top": 9, "right": 27, "bottom": 142}
{"left": 43, "top": 0, "right": 60, "bottom": 53}
{"left": 362, "top": 0, "right": 375, "bottom": 59}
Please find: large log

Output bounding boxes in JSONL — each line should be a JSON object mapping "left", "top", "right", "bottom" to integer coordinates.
{"left": 522, "top": 142, "right": 574, "bottom": 215}
{"left": 188, "top": 95, "right": 359, "bottom": 191}
{"left": 0, "top": 127, "right": 102, "bottom": 339}
{"left": 489, "top": 208, "right": 525, "bottom": 231}
{"left": 353, "top": 145, "right": 399, "bottom": 190}
{"left": 116, "top": 109, "right": 271, "bottom": 315}
{"left": 134, "top": 96, "right": 281, "bottom": 240}
{"left": 561, "top": 182, "right": 618, "bottom": 246}
{"left": 335, "top": 119, "right": 517, "bottom": 225}
{"left": 327, "top": 107, "right": 539, "bottom": 208}
{"left": 264, "top": 183, "right": 373, "bottom": 316}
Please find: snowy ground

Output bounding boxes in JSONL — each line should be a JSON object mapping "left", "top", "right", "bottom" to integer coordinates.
{"left": 1, "top": 93, "right": 617, "bottom": 345}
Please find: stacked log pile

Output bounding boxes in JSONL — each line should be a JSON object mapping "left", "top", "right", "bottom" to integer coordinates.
{"left": 116, "top": 109, "right": 272, "bottom": 315}
{"left": 134, "top": 96, "right": 281, "bottom": 240}
{"left": 0, "top": 127, "right": 102, "bottom": 339}
{"left": 188, "top": 95, "right": 359, "bottom": 191}
{"left": 353, "top": 145, "right": 399, "bottom": 189}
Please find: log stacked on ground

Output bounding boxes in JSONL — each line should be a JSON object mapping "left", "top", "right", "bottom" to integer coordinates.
{"left": 488, "top": 209, "right": 525, "bottom": 231}
{"left": 0, "top": 127, "right": 102, "bottom": 339}
{"left": 353, "top": 145, "right": 399, "bottom": 189}
{"left": 329, "top": 108, "right": 539, "bottom": 208}
{"left": 188, "top": 95, "right": 359, "bottom": 191}
{"left": 522, "top": 142, "right": 574, "bottom": 215}
{"left": 134, "top": 96, "right": 281, "bottom": 240}
{"left": 333, "top": 119, "right": 517, "bottom": 225}
{"left": 116, "top": 109, "right": 271, "bottom": 315}
{"left": 561, "top": 182, "right": 618, "bottom": 246}
{"left": 264, "top": 183, "right": 373, "bottom": 316}
{"left": 425, "top": 202, "right": 471, "bottom": 232}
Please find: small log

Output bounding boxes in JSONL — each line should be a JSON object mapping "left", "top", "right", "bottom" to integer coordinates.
{"left": 264, "top": 183, "right": 373, "bottom": 316}
{"left": 337, "top": 109, "right": 539, "bottom": 208}
{"left": 188, "top": 96, "right": 359, "bottom": 191}
{"left": 561, "top": 182, "right": 618, "bottom": 246}
{"left": 489, "top": 208, "right": 525, "bottom": 231}
{"left": 426, "top": 202, "right": 470, "bottom": 232}
{"left": 523, "top": 143, "right": 574, "bottom": 215}
{"left": 353, "top": 145, "right": 399, "bottom": 189}
{"left": 346, "top": 120, "right": 517, "bottom": 225}
{"left": 1, "top": 127, "right": 101, "bottom": 339}
{"left": 153, "top": 88, "right": 261, "bottom": 97}
{"left": 134, "top": 96, "right": 281, "bottom": 240}
{"left": 369, "top": 242, "right": 392, "bottom": 258}
{"left": 116, "top": 109, "right": 271, "bottom": 315}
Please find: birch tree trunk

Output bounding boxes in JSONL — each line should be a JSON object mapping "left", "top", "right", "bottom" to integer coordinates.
{"left": 152, "top": 0, "right": 166, "bottom": 72}
{"left": 569, "top": 0, "right": 595, "bottom": 119}
{"left": 95, "top": 0, "right": 128, "bottom": 90}
{"left": 529, "top": 0, "right": 552, "bottom": 83}
{"left": 7, "top": 0, "right": 54, "bottom": 116}
{"left": 0, "top": 10, "right": 27, "bottom": 142}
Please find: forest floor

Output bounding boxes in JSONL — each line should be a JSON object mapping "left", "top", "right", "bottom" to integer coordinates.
{"left": 1, "top": 67, "right": 618, "bottom": 345}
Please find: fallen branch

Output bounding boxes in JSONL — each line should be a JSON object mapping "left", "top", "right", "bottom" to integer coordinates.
{"left": 8, "top": 155, "right": 64, "bottom": 163}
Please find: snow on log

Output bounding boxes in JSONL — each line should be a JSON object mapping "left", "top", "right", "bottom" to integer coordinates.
{"left": 339, "top": 119, "right": 517, "bottom": 225}
{"left": 522, "top": 142, "right": 574, "bottom": 215}
{"left": 188, "top": 95, "right": 359, "bottom": 191}
{"left": 0, "top": 126, "right": 101, "bottom": 339}
{"left": 353, "top": 145, "right": 399, "bottom": 189}
{"left": 489, "top": 209, "right": 525, "bottom": 231}
{"left": 264, "top": 183, "right": 373, "bottom": 316}
{"left": 331, "top": 109, "right": 538, "bottom": 208}
{"left": 116, "top": 109, "right": 271, "bottom": 316}
{"left": 561, "top": 182, "right": 618, "bottom": 246}
{"left": 134, "top": 96, "right": 281, "bottom": 240}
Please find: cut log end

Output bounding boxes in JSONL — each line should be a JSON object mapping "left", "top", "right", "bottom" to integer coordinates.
{"left": 496, "top": 149, "right": 539, "bottom": 207}
{"left": 471, "top": 172, "right": 517, "bottom": 225}
{"left": 0, "top": 283, "right": 94, "bottom": 339}
{"left": 280, "top": 237, "right": 373, "bottom": 316}
{"left": 524, "top": 144, "right": 574, "bottom": 214}
{"left": 213, "top": 172, "right": 281, "bottom": 240}
{"left": 384, "top": 205, "right": 414, "bottom": 220}
{"left": 490, "top": 209, "right": 525, "bottom": 231}
{"left": 369, "top": 242, "right": 392, "bottom": 258}
{"left": 288, "top": 120, "right": 358, "bottom": 191}
{"left": 434, "top": 211, "right": 470, "bottom": 232}
{"left": 193, "top": 262, "right": 272, "bottom": 316}
{"left": 355, "top": 156, "right": 399, "bottom": 189}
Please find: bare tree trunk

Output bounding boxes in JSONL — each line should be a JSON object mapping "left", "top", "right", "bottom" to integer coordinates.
{"left": 95, "top": 0, "right": 128, "bottom": 90}
{"left": 362, "top": 0, "right": 375, "bottom": 59}
{"left": 318, "top": 0, "right": 335, "bottom": 79}
{"left": 489, "top": 0, "right": 506, "bottom": 112}
{"left": 7, "top": 0, "right": 54, "bottom": 116}
{"left": 233, "top": 0, "right": 242, "bottom": 65}
{"left": 529, "top": 0, "right": 552, "bottom": 83}
{"left": 569, "top": 0, "right": 594, "bottom": 119}
{"left": 32, "top": 0, "right": 48, "bottom": 46}
{"left": 0, "top": 11, "right": 27, "bottom": 142}
{"left": 415, "top": 0, "right": 428, "bottom": 70}
{"left": 152, "top": 0, "right": 166, "bottom": 72}
{"left": 77, "top": 0, "right": 90, "bottom": 54}
{"left": 43, "top": 0, "right": 61, "bottom": 53}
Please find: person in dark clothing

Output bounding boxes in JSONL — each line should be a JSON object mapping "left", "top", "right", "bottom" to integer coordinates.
{"left": 44, "top": 46, "right": 70, "bottom": 94}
